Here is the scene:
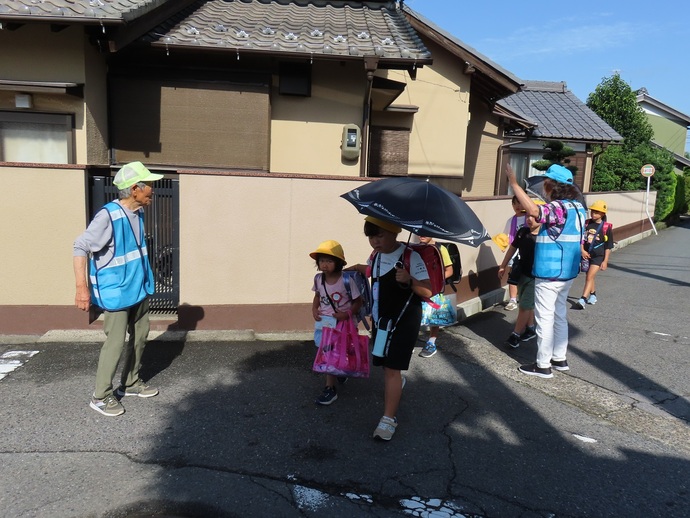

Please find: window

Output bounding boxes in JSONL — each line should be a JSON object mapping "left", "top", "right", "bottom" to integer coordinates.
{"left": 369, "top": 127, "right": 410, "bottom": 176}
{"left": 508, "top": 152, "right": 542, "bottom": 195}
{"left": 0, "top": 111, "right": 73, "bottom": 164}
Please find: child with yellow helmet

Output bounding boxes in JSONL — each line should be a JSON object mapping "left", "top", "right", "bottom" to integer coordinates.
{"left": 577, "top": 200, "right": 614, "bottom": 309}
{"left": 310, "top": 240, "right": 363, "bottom": 405}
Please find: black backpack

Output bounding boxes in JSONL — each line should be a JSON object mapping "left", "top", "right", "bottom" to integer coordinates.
{"left": 436, "top": 242, "right": 462, "bottom": 291}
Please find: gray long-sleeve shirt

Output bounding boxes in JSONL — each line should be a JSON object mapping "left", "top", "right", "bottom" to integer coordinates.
{"left": 73, "top": 201, "right": 144, "bottom": 268}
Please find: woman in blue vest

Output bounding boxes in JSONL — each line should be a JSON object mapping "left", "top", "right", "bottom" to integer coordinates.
{"left": 74, "top": 161, "right": 163, "bottom": 416}
{"left": 507, "top": 164, "right": 586, "bottom": 379}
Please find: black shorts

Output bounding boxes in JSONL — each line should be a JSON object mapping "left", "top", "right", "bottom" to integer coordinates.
{"left": 589, "top": 254, "right": 606, "bottom": 267}
{"left": 372, "top": 304, "right": 422, "bottom": 371}
{"left": 507, "top": 257, "right": 521, "bottom": 285}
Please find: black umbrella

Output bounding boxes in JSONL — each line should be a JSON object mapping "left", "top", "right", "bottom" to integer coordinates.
{"left": 524, "top": 175, "right": 586, "bottom": 206}
{"left": 341, "top": 177, "right": 490, "bottom": 247}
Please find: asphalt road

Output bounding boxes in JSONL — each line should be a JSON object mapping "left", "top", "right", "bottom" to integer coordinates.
{"left": 1, "top": 218, "right": 688, "bottom": 517}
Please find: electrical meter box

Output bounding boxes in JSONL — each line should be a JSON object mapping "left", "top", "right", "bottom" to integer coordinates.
{"left": 341, "top": 124, "right": 361, "bottom": 160}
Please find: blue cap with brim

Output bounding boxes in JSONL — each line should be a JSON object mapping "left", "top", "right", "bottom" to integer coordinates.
{"left": 544, "top": 164, "right": 573, "bottom": 184}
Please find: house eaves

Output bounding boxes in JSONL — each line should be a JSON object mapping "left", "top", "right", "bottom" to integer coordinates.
{"left": 141, "top": 0, "right": 432, "bottom": 69}
{"left": 0, "top": 0, "right": 173, "bottom": 25}
{"left": 401, "top": 4, "right": 522, "bottom": 103}
{"left": 650, "top": 141, "right": 690, "bottom": 169}
{"left": 497, "top": 81, "right": 623, "bottom": 144}
{"left": 0, "top": 0, "right": 200, "bottom": 52}
{"left": 492, "top": 103, "right": 536, "bottom": 136}
{"left": 636, "top": 88, "right": 690, "bottom": 126}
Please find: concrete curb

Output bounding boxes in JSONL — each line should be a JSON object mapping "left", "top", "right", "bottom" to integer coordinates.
{"left": 25, "top": 329, "right": 315, "bottom": 344}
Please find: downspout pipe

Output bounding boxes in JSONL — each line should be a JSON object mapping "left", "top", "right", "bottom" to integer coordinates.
{"left": 361, "top": 57, "right": 379, "bottom": 177}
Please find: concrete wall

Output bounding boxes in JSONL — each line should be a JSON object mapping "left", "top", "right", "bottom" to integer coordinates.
{"left": 0, "top": 166, "right": 87, "bottom": 308}
{"left": 0, "top": 163, "right": 656, "bottom": 334}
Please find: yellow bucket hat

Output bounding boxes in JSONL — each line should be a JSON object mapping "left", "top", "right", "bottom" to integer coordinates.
{"left": 491, "top": 233, "right": 509, "bottom": 252}
{"left": 588, "top": 200, "right": 608, "bottom": 214}
{"left": 309, "top": 240, "right": 346, "bottom": 264}
{"left": 364, "top": 216, "right": 402, "bottom": 235}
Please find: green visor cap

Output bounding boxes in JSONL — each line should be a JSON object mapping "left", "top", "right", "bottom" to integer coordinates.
{"left": 113, "top": 161, "right": 164, "bottom": 189}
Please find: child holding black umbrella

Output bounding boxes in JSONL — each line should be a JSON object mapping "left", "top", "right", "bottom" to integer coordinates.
{"left": 348, "top": 216, "right": 432, "bottom": 441}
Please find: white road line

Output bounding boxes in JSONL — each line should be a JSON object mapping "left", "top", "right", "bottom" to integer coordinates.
{"left": 0, "top": 350, "right": 39, "bottom": 381}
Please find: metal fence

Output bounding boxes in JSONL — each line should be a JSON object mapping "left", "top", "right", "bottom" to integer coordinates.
{"left": 90, "top": 176, "right": 179, "bottom": 313}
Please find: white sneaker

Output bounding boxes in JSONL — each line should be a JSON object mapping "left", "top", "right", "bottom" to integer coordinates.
{"left": 373, "top": 416, "right": 397, "bottom": 441}
{"left": 505, "top": 300, "right": 518, "bottom": 311}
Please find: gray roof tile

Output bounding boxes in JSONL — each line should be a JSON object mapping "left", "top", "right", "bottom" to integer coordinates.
{"left": 144, "top": 0, "right": 431, "bottom": 61}
{"left": 498, "top": 81, "right": 623, "bottom": 142}
{"left": 0, "top": 0, "right": 169, "bottom": 22}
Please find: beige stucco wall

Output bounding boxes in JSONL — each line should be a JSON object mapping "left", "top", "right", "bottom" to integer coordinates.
{"left": 0, "top": 25, "right": 109, "bottom": 165}
{"left": 179, "top": 175, "right": 377, "bottom": 305}
{"left": 463, "top": 104, "right": 502, "bottom": 196}
{"left": 178, "top": 175, "right": 656, "bottom": 307}
{"left": 0, "top": 25, "right": 84, "bottom": 81}
{"left": 0, "top": 166, "right": 656, "bottom": 332}
{"left": 385, "top": 40, "right": 471, "bottom": 178}
{"left": 269, "top": 61, "right": 366, "bottom": 176}
{"left": 0, "top": 166, "right": 87, "bottom": 305}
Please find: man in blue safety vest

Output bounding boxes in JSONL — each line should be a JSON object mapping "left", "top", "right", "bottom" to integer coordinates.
{"left": 74, "top": 161, "right": 163, "bottom": 417}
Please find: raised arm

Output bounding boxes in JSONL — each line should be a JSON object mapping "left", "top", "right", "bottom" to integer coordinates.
{"left": 506, "top": 164, "right": 540, "bottom": 218}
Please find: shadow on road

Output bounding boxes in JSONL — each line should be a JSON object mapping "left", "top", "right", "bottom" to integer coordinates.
{"left": 103, "top": 335, "right": 690, "bottom": 517}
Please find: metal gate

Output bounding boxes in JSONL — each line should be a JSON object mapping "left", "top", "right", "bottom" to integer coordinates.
{"left": 90, "top": 176, "right": 180, "bottom": 313}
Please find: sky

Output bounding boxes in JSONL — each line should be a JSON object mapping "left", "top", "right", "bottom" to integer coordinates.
{"left": 406, "top": 0, "right": 690, "bottom": 151}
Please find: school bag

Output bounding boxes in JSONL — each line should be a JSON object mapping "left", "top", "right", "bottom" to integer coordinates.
{"left": 401, "top": 244, "right": 446, "bottom": 300}
{"left": 367, "top": 244, "right": 446, "bottom": 308}
{"left": 435, "top": 242, "right": 462, "bottom": 291}
{"left": 589, "top": 221, "right": 612, "bottom": 242}
{"left": 342, "top": 270, "right": 372, "bottom": 330}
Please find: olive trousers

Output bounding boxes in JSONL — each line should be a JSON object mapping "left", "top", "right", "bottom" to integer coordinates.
{"left": 94, "top": 298, "right": 150, "bottom": 399}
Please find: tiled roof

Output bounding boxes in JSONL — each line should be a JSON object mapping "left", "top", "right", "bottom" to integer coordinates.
{"left": 498, "top": 81, "right": 623, "bottom": 142}
{"left": 0, "top": 0, "right": 168, "bottom": 23}
{"left": 144, "top": 0, "right": 431, "bottom": 62}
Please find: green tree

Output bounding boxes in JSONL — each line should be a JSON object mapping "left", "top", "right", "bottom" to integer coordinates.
{"left": 587, "top": 73, "right": 678, "bottom": 220}
{"left": 635, "top": 145, "right": 675, "bottom": 220}
{"left": 532, "top": 140, "right": 578, "bottom": 175}
{"left": 587, "top": 73, "right": 653, "bottom": 151}
{"left": 590, "top": 146, "right": 640, "bottom": 191}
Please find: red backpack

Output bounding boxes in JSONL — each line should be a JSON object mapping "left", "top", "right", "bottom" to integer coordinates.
{"left": 367, "top": 244, "right": 446, "bottom": 307}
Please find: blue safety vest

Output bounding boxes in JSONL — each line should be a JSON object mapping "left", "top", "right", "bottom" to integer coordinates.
{"left": 533, "top": 200, "right": 586, "bottom": 281}
{"left": 89, "top": 202, "right": 155, "bottom": 311}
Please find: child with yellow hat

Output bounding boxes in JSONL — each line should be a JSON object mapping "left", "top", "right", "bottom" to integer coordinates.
{"left": 310, "top": 240, "right": 363, "bottom": 405}
{"left": 347, "top": 216, "right": 432, "bottom": 441}
{"left": 577, "top": 200, "right": 614, "bottom": 309}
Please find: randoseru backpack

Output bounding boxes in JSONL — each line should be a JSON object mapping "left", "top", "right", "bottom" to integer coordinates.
{"left": 401, "top": 244, "right": 446, "bottom": 301}
{"left": 366, "top": 244, "right": 446, "bottom": 308}
{"left": 342, "top": 270, "right": 372, "bottom": 330}
{"left": 435, "top": 242, "right": 462, "bottom": 291}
